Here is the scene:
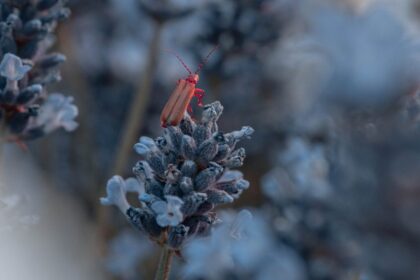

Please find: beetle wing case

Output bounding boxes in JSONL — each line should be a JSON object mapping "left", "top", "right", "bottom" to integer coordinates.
{"left": 160, "top": 79, "right": 196, "bottom": 127}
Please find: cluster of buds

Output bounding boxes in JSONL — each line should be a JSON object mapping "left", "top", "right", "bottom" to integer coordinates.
{"left": 101, "top": 101, "right": 254, "bottom": 250}
{"left": 0, "top": 0, "right": 77, "bottom": 141}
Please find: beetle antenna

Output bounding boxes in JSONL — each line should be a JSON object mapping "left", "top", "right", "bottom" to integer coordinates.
{"left": 164, "top": 49, "right": 192, "bottom": 75}
{"left": 195, "top": 45, "right": 219, "bottom": 74}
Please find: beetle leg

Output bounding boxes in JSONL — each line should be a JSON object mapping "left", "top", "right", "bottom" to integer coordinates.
{"left": 194, "top": 88, "right": 205, "bottom": 107}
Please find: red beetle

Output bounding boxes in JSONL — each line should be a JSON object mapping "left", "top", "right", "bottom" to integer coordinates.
{"left": 160, "top": 47, "right": 217, "bottom": 127}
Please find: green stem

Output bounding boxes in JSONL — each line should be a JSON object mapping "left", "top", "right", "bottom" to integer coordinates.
{"left": 154, "top": 246, "right": 174, "bottom": 280}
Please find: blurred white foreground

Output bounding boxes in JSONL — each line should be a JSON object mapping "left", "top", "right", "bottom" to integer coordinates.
{"left": 0, "top": 145, "right": 106, "bottom": 280}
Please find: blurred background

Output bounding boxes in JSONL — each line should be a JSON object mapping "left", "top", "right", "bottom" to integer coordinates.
{"left": 2, "top": 0, "right": 420, "bottom": 279}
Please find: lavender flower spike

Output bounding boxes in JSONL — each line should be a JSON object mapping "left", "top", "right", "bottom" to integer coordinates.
{"left": 102, "top": 100, "right": 254, "bottom": 251}
{"left": 0, "top": 1, "right": 75, "bottom": 141}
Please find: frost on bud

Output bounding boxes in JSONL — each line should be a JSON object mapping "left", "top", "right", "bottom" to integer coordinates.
{"left": 181, "top": 192, "right": 207, "bottom": 216}
{"left": 193, "top": 124, "right": 211, "bottom": 146}
{"left": 194, "top": 162, "right": 223, "bottom": 191}
{"left": 181, "top": 135, "right": 197, "bottom": 159}
{"left": 168, "top": 224, "right": 189, "bottom": 249}
{"left": 206, "top": 189, "right": 234, "bottom": 204}
{"left": 181, "top": 160, "right": 197, "bottom": 178}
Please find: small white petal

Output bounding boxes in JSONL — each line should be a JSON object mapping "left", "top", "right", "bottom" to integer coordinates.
{"left": 150, "top": 201, "right": 167, "bottom": 214}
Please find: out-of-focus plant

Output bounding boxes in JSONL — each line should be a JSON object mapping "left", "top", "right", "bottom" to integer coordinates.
{"left": 0, "top": 0, "right": 77, "bottom": 146}
{"left": 0, "top": 188, "right": 38, "bottom": 232}
{"left": 101, "top": 100, "right": 254, "bottom": 279}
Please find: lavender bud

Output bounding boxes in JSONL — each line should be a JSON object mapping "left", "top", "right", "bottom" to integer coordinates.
{"left": 23, "top": 19, "right": 42, "bottom": 36}
{"left": 180, "top": 177, "right": 194, "bottom": 194}
{"left": 194, "top": 162, "right": 223, "bottom": 191}
{"left": 126, "top": 207, "right": 145, "bottom": 232}
{"left": 126, "top": 207, "right": 162, "bottom": 237}
{"left": 133, "top": 161, "right": 153, "bottom": 181}
{"left": 156, "top": 136, "right": 170, "bottom": 153}
{"left": 181, "top": 160, "right": 197, "bottom": 178}
{"left": 197, "top": 133, "right": 224, "bottom": 163}
{"left": 140, "top": 136, "right": 156, "bottom": 147}
{"left": 181, "top": 192, "right": 207, "bottom": 216}
{"left": 236, "top": 179, "right": 250, "bottom": 190}
{"left": 163, "top": 183, "right": 181, "bottom": 196}
{"left": 134, "top": 143, "right": 151, "bottom": 156}
{"left": 181, "top": 135, "right": 197, "bottom": 160}
{"left": 195, "top": 201, "right": 214, "bottom": 215}
{"left": 193, "top": 124, "right": 211, "bottom": 147}
{"left": 164, "top": 151, "right": 177, "bottom": 166}
{"left": 16, "top": 84, "right": 42, "bottom": 104}
{"left": 37, "top": 0, "right": 59, "bottom": 11}
{"left": 224, "top": 148, "right": 246, "bottom": 168}
{"left": 144, "top": 179, "right": 164, "bottom": 198}
{"left": 164, "top": 126, "right": 182, "bottom": 152}
{"left": 183, "top": 216, "right": 204, "bottom": 236}
{"left": 213, "top": 144, "right": 230, "bottom": 162}
{"left": 147, "top": 152, "right": 165, "bottom": 176}
{"left": 202, "top": 101, "right": 223, "bottom": 125}
{"left": 180, "top": 112, "right": 195, "bottom": 135}
{"left": 168, "top": 224, "right": 189, "bottom": 249}
{"left": 9, "top": 112, "right": 30, "bottom": 133}
{"left": 38, "top": 53, "right": 66, "bottom": 68}
{"left": 165, "top": 164, "right": 182, "bottom": 184}
{"left": 224, "top": 126, "right": 255, "bottom": 149}
{"left": 216, "top": 180, "right": 239, "bottom": 194}
{"left": 206, "top": 189, "right": 234, "bottom": 204}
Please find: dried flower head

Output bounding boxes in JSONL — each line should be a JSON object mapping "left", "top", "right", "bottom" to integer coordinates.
{"left": 101, "top": 101, "right": 254, "bottom": 250}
